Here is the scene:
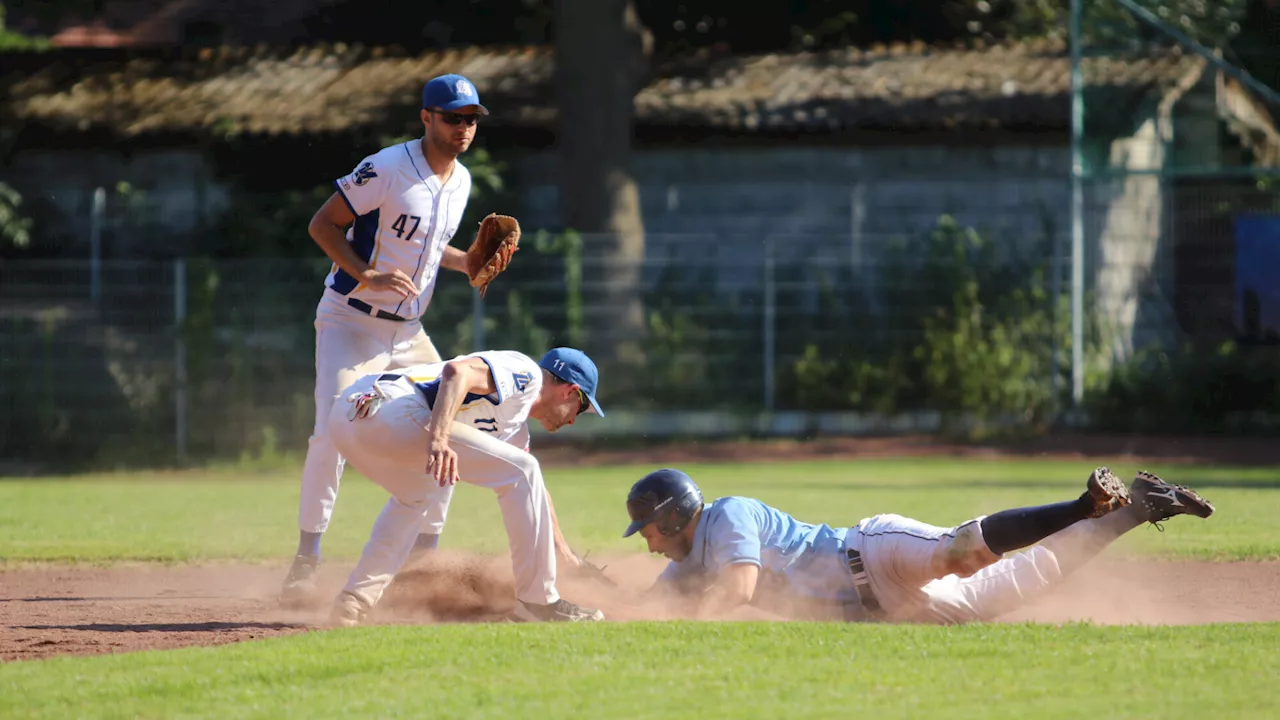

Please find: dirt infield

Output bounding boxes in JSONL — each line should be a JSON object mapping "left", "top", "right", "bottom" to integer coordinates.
{"left": 4, "top": 551, "right": 1279, "bottom": 662}
{"left": 4, "top": 433, "right": 1278, "bottom": 663}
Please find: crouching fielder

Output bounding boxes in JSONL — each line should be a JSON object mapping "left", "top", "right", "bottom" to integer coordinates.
{"left": 329, "top": 347, "right": 607, "bottom": 625}
{"left": 623, "top": 467, "right": 1214, "bottom": 623}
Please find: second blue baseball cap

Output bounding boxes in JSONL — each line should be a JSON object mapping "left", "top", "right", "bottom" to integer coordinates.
{"left": 422, "top": 73, "right": 489, "bottom": 114}
{"left": 538, "top": 347, "right": 605, "bottom": 417}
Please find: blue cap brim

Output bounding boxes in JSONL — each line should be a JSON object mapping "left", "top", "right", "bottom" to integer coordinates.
{"left": 587, "top": 395, "right": 605, "bottom": 418}
{"left": 622, "top": 520, "right": 645, "bottom": 538}
{"left": 437, "top": 99, "right": 489, "bottom": 114}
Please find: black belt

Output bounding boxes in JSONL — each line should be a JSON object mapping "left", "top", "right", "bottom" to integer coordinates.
{"left": 347, "top": 297, "right": 408, "bottom": 322}
{"left": 846, "top": 547, "right": 883, "bottom": 616}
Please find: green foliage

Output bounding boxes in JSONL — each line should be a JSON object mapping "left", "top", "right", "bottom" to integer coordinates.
{"left": 206, "top": 185, "right": 333, "bottom": 257}
{"left": 639, "top": 304, "right": 714, "bottom": 405}
{"left": 0, "top": 181, "right": 32, "bottom": 250}
{"left": 622, "top": 259, "right": 762, "bottom": 411}
{"left": 454, "top": 288, "right": 551, "bottom": 356}
{"left": 0, "top": 3, "right": 51, "bottom": 51}
{"left": 788, "top": 344, "right": 910, "bottom": 413}
{"left": 0, "top": 28, "right": 48, "bottom": 50}
{"left": 532, "top": 229, "right": 585, "bottom": 347}
{"left": 778, "top": 214, "right": 1074, "bottom": 435}
{"left": 908, "top": 217, "right": 1069, "bottom": 432}
{"left": 773, "top": 211, "right": 1280, "bottom": 435}
{"left": 1085, "top": 341, "right": 1280, "bottom": 433}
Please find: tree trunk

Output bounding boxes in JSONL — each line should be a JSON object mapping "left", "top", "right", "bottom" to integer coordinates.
{"left": 554, "top": 0, "right": 651, "bottom": 380}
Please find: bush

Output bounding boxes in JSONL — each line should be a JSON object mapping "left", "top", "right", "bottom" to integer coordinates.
{"left": 1085, "top": 341, "right": 1280, "bottom": 433}
{"left": 778, "top": 214, "right": 1073, "bottom": 433}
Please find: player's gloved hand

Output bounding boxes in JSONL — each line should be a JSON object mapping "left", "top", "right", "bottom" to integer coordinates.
{"left": 569, "top": 551, "right": 617, "bottom": 589}
{"left": 557, "top": 544, "right": 582, "bottom": 569}
{"left": 466, "top": 213, "right": 521, "bottom": 298}
{"left": 346, "top": 388, "right": 386, "bottom": 421}
{"left": 361, "top": 268, "right": 417, "bottom": 298}
{"left": 426, "top": 436, "right": 459, "bottom": 487}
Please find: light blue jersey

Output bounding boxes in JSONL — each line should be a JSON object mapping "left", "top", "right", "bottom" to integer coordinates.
{"left": 657, "top": 497, "right": 855, "bottom": 605}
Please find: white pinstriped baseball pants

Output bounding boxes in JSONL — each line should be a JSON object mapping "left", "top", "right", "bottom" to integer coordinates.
{"left": 298, "top": 290, "right": 444, "bottom": 535}
{"left": 846, "top": 512, "right": 1123, "bottom": 624}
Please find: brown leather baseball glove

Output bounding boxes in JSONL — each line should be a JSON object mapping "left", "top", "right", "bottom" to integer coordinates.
{"left": 466, "top": 212, "right": 521, "bottom": 298}
{"left": 570, "top": 551, "right": 617, "bottom": 589}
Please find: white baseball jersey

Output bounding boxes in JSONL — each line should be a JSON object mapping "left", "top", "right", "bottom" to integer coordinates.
{"left": 326, "top": 140, "right": 472, "bottom": 320}
{"left": 396, "top": 351, "right": 542, "bottom": 446}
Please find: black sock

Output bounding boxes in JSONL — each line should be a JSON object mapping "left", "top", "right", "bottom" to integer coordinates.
{"left": 297, "top": 531, "right": 322, "bottom": 558}
{"left": 979, "top": 494, "right": 1093, "bottom": 555}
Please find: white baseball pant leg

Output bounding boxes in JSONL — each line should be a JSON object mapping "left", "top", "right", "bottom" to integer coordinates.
{"left": 297, "top": 291, "right": 441, "bottom": 535}
{"left": 328, "top": 376, "right": 558, "bottom": 609}
{"left": 846, "top": 513, "right": 1002, "bottom": 622}
{"left": 911, "top": 514, "right": 1126, "bottom": 624}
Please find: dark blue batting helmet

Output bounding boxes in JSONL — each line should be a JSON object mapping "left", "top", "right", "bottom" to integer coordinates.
{"left": 622, "top": 468, "right": 704, "bottom": 538}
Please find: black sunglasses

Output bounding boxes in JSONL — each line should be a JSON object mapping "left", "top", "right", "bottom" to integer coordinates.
{"left": 575, "top": 387, "right": 590, "bottom": 415}
{"left": 429, "top": 110, "right": 481, "bottom": 126}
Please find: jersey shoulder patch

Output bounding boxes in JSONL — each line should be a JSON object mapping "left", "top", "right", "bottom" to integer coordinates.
{"left": 511, "top": 370, "right": 534, "bottom": 393}
{"left": 353, "top": 161, "right": 378, "bottom": 186}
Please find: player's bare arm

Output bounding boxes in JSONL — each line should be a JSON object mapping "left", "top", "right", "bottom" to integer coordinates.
{"left": 308, "top": 193, "right": 416, "bottom": 297}
{"left": 423, "top": 357, "right": 498, "bottom": 486}
{"left": 440, "top": 246, "right": 469, "bottom": 274}
{"left": 696, "top": 562, "right": 759, "bottom": 619}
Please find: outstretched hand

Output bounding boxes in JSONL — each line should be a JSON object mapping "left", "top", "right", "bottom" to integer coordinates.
{"left": 426, "top": 437, "right": 459, "bottom": 487}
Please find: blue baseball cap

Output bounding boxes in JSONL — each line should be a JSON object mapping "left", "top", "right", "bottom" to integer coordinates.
{"left": 538, "top": 347, "right": 604, "bottom": 417}
{"left": 421, "top": 73, "right": 489, "bottom": 115}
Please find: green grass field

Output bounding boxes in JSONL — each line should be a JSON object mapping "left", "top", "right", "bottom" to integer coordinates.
{"left": 2, "top": 622, "right": 1277, "bottom": 720}
{"left": 1, "top": 456, "right": 1277, "bottom": 564}
{"left": 2, "top": 456, "right": 1278, "bottom": 718}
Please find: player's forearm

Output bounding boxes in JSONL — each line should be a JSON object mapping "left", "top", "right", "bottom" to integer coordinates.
{"left": 696, "top": 564, "right": 759, "bottom": 618}
{"left": 696, "top": 587, "right": 750, "bottom": 619}
{"left": 545, "top": 491, "right": 579, "bottom": 565}
{"left": 424, "top": 360, "right": 495, "bottom": 438}
{"left": 424, "top": 364, "right": 474, "bottom": 437}
{"left": 440, "top": 246, "right": 469, "bottom": 274}
{"left": 309, "top": 218, "right": 370, "bottom": 279}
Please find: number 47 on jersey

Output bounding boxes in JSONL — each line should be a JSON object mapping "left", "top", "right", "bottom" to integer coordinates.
{"left": 391, "top": 214, "right": 421, "bottom": 239}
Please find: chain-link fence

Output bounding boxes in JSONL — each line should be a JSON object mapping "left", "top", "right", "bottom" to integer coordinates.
{"left": 5, "top": 175, "right": 1277, "bottom": 470}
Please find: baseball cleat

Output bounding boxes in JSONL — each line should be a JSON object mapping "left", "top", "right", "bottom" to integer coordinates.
{"left": 1084, "top": 466, "right": 1132, "bottom": 518}
{"left": 510, "top": 598, "right": 605, "bottom": 623}
{"left": 329, "top": 592, "right": 370, "bottom": 627}
{"left": 280, "top": 554, "right": 320, "bottom": 605}
{"left": 1130, "top": 470, "right": 1215, "bottom": 525}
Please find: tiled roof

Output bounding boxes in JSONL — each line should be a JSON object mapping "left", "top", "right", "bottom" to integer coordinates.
{"left": 0, "top": 39, "right": 1210, "bottom": 140}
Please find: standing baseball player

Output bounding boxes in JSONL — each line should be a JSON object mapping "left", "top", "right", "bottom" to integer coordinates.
{"left": 327, "top": 346, "right": 608, "bottom": 625}
{"left": 281, "top": 72, "right": 516, "bottom": 604}
{"left": 621, "top": 467, "right": 1214, "bottom": 623}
